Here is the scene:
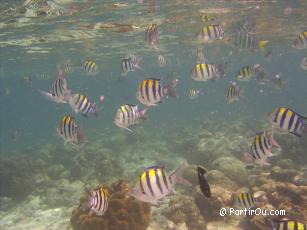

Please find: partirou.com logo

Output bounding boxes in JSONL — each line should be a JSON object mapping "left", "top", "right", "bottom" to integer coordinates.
{"left": 219, "top": 208, "right": 286, "bottom": 217}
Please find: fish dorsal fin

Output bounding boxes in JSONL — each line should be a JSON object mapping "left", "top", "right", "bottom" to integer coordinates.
{"left": 144, "top": 165, "right": 164, "bottom": 171}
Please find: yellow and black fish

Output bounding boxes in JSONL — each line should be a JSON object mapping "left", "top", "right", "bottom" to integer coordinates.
{"left": 225, "top": 81, "right": 242, "bottom": 103}
{"left": 292, "top": 31, "right": 307, "bottom": 50}
{"left": 67, "top": 93, "right": 98, "bottom": 117}
{"left": 236, "top": 64, "right": 260, "bottom": 81}
{"left": 199, "top": 13, "right": 215, "bottom": 23}
{"left": 236, "top": 192, "right": 256, "bottom": 209}
{"left": 191, "top": 63, "right": 222, "bottom": 82}
{"left": 197, "top": 24, "right": 224, "bottom": 43}
{"left": 136, "top": 78, "right": 178, "bottom": 106}
{"left": 145, "top": 23, "right": 158, "bottom": 48}
{"left": 83, "top": 59, "right": 98, "bottom": 75}
{"left": 57, "top": 115, "right": 84, "bottom": 146}
{"left": 131, "top": 162, "right": 191, "bottom": 205}
{"left": 114, "top": 104, "right": 147, "bottom": 131}
{"left": 250, "top": 130, "right": 280, "bottom": 166}
{"left": 272, "top": 220, "right": 307, "bottom": 230}
{"left": 81, "top": 187, "right": 109, "bottom": 216}
{"left": 269, "top": 107, "right": 307, "bottom": 137}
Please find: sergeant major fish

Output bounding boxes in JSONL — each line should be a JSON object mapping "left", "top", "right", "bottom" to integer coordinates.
{"left": 145, "top": 23, "right": 159, "bottom": 48}
{"left": 232, "top": 191, "right": 267, "bottom": 209}
{"left": 121, "top": 53, "right": 141, "bottom": 76}
{"left": 40, "top": 68, "right": 69, "bottom": 103}
{"left": 83, "top": 59, "right": 98, "bottom": 75}
{"left": 57, "top": 115, "right": 85, "bottom": 146}
{"left": 225, "top": 81, "right": 243, "bottom": 103}
{"left": 271, "top": 220, "right": 307, "bottom": 230}
{"left": 249, "top": 130, "right": 280, "bottom": 166}
{"left": 292, "top": 31, "right": 307, "bottom": 50}
{"left": 236, "top": 64, "right": 261, "bottom": 81}
{"left": 269, "top": 107, "right": 307, "bottom": 137}
{"left": 136, "top": 78, "right": 178, "bottom": 106}
{"left": 197, "top": 24, "right": 224, "bottom": 43}
{"left": 191, "top": 63, "right": 224, "bottom": 82}
{"left": 234, "top": 192, "right": 256, "bottom": 209}
{"left": 187, "top": 89, "right": 203, "bottom": 99}
{"left": 67, "top": 93, "right": 98, "bottom": 117}
{"left": 114, "top": 104, "right": 148, "bottom": 131}
{"left": 131, "top": 161, "right": 192, "bottom": 205}
{"left": 81, "top": 187, "right": 109, "bottom": 216}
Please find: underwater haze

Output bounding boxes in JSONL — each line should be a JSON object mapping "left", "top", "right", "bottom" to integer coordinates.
{"left": 0, "top": 0, "right": 307, "bottom": 230}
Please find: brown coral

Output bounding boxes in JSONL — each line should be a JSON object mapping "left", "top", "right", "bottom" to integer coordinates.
{"left": 70, "top": 180, "right": 151, "bottom": 230}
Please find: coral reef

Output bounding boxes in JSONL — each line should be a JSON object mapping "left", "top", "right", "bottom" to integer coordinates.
{"left": 0, "top": 155, "right": 41, "bottom": 201}
{"left": 70, "top": 180, "right": 151, "bottom": 230}
{"left": 164, "top": 195, "right": 206, "bottom": 230}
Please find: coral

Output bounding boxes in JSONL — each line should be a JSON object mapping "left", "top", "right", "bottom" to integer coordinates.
{"left": 212, "top": 157, "right": 249, "bottom": 186}
{"left": 164, "top": 195, "right": 206, "bottom": 230}
{"left": 70, "top": 180, "right": 151, "bottom": 230}
{"left": 194, "top": 185, "right": 233, "bottom": 221}
{"left": 0, "top": 155, "right": 41, "bottom": 201}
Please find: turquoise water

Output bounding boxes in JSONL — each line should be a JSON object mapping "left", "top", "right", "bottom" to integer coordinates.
{"left": 1, "top": 0, "right": 306, "bottom": 153}
{"left": 0, "top": 0, "right": 307, "bottom": 229}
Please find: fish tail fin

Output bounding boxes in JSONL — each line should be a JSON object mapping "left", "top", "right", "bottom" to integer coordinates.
{"left": 269, "top": 130, "right": 281, "bottom": 150}
{"left": 170, "top": 160, "right": 192, "bottom": 186}
{"left": 134, "top": 56, "right": 142, "bottom": 69}
{"left": 76, "top": 126, "right": 86, "bottom": 144}
{"left": 217, "top": 60, "right": 227, "bottom": 78}
{"left": 93, "top": 103, "right": 99, "bottom": 117}
{"left": 80, "top": 188, "right": 93, "bottom": 211}
{"left": 164, "top": 79, "right": 179, "bottom": 97}
{"left": 139, "top": 108, "right": 148, "bottom": 120}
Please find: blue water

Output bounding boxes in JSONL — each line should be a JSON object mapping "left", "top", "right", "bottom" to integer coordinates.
{"left": 1, "top": 0, "right": 306, "bottom": 153}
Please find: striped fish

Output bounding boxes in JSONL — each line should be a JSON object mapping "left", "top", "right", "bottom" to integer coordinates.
{"left": 81, "top": 187, "right": 109, "bottom": 216}
{"left": 114, "top": 104, "right": 147, "bottom": 131}
{"left": 136, "top": 78, "right": 178, "bottom": 106}
{"left": 292, "top": 31, "right": 307, "bottom": 50}
{"left": 187, "top": 89, "right": 203, "bottom": 99}
{"left": 145, "top": 23, "right": 159, "bottom": 48}
{"left": 61, "top": 59, "right": 73, "bottom": 75}
{"left": 40, "top": 68, "right": 69, "bottom": 103}
{"left": 199, "top": 13, "right": 215, "bottom": 23}
{"left": 67, "top": 93, "right": 98, "bottom": 117}
{"left": 250, "top": 130, "right": 280, "bottom": 166}
{"left": 272, "top": 220, "right": 307, "bottom": 230}
{"left": 269, "top": 107, "right": 307, "bottom": 137}
{"left": 234, "top": 28, "right": 256, "bottom": 51}
{"left": 131, "top": 162, "right": 191, "bottom": 205}
{"left": 191, "top": 63, "right": 222, "bottom": 82}
{"left": 197, "top": 24, "right": 224, "bottom": 43}
{"left": 236, "top": 192, "right": 256, "bottom": 209}
{"left": 57, "top": 115, "right": 84, "bottom": 146}
{"left": 236, "top": 64, "right": 260, "bottom": 81}
{"left": 225, "top": 81, "right": 242, "bottom": 103}
{"left": 83, "top": 59, "right": 98, "bottom": 75}
{"left": 121, "top": 54, "right": 141, "bottom": 76}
